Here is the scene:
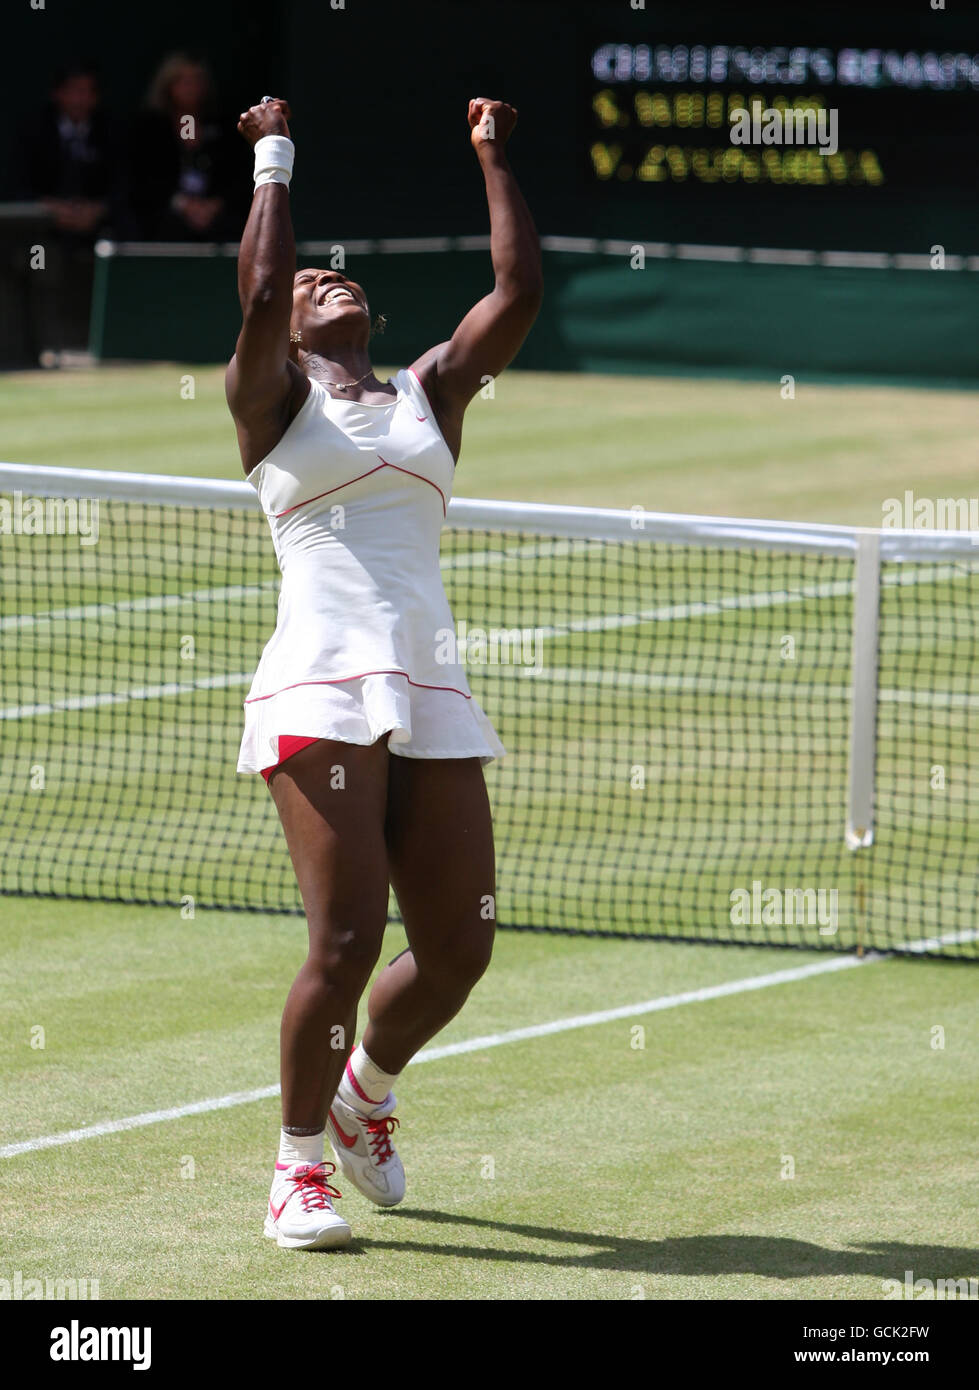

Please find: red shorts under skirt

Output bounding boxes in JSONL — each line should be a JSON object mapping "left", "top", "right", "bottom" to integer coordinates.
{"left": 260, "top": 734, "right": 321, "bottom": 783}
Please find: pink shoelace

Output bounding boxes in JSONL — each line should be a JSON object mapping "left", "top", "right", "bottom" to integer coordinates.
{"left": 365, "top": 1114, "right": 400, "bottom": 1165}
{"left": 287, "top": 1161, "right": 342, "bottom": 1212}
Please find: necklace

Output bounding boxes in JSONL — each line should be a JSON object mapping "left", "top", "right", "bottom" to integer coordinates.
{"left": 324, "top": 367, "right": 374, "bottom": 392}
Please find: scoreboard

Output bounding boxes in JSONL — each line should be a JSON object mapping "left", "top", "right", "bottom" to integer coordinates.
{"left": 581, "top": 21, "right": 977, "bottom": 253}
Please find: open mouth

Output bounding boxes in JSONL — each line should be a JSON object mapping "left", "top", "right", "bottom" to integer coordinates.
{"left": 318, "top": 286, "right": 358, "bottom": 308}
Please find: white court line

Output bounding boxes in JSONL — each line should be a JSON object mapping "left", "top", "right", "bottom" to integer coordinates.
{"left": 3, "top": 585, "right": 834, "bottom": 722}
{"left": 2, "top": 559, "right": 974, "bottom": 722}
{"left": 4, "top": 658, "right": 974, "bottom": 724}
{"left": 0, "top": 570, "right": 859, "bottom": 642}
{"left": 530, "top": 560, "right": 975, "bottom": 640}
{"left": 0, "top": 954, "right": 869, "bottom": 1159}
{"left": 514, "top": 666, "right": 979, "bottom": 711}
{"left": 0, "top": 672, "right": 251, "bottom": 721}
{"left": 4, "top": 550, "right": 971, "bottom": 634}
{"left": 0, "top": 539, "right": 583, "bottom": 632}
{"left": 0, "top": 581, "right": 280, "bottom": 633}
{"left": 900, "top": 928, "right": 979, "bottom": 955}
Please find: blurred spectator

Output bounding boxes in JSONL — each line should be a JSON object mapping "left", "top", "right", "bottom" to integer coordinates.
{"left": 19, "top": 61, "right": 123, "bottom": 355}
{"left": 25, "top": 61, "right": 119, "bottom": 237}
{"left": 129, "top": 53, "right": 247, "bottom": 240}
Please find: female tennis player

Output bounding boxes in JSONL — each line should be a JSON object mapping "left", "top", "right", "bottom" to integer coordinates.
{"left": 228, "top": 96, "right": 541, "bottom": 1248}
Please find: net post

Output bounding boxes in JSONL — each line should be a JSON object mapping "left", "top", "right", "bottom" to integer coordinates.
{"left": 846, "top": 530, "right": 881, "bottom": 954}
{"left": 846, "top": 531, "right": 880, "bottom": 849}
{"left": 89, "top": 240, "right": 114, "bottom": 361}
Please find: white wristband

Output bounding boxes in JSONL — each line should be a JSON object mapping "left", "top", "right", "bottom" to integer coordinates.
{"left": 253, "top": 135, "right": 294, "bottom": 190}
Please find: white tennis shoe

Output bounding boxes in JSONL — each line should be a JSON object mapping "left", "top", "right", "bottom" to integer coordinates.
{"left": 264, "top": 1160, "right": 352, "bottom": 1249}
{"left": 327, "top": 1092, "right": 406, "bottom": 1207}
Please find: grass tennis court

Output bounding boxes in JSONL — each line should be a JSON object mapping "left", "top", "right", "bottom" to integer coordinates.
{"left": 1, "top": 362, "right": 977, "bottom": 522}
{"left": 1, "top": 899, "right": 977, "bottom": 1299}
{"left": 1, "top": 903, "right": 977, "bottom": 1299}
{"left": 3, "top": 489, "right": 976, "bottom": 947}
{"left": 2, "top": 364, "right": 978, "bottom": 1299}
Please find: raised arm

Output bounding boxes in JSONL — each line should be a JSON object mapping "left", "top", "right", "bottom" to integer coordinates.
{"left": 411, "top": 99, "right": 542, "bottom": 459}
{"left": 225, "top": 98, "right": 309, "bottom": 474}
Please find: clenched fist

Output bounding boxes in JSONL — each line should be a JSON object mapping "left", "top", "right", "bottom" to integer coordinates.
{"left": 238, "top": 98, "right": 292, "bottom": 146}
{"left": 468, "top": 98, "right": 517, "bottom": 154}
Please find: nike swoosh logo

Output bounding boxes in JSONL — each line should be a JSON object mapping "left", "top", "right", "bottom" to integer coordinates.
{"left": 416, "top": 415, "right": 427, "bottom": 422}
{"left": 330, "top": 1111, "right": 359, "bottom": 1149}
{"left": 270, "top": 1196, "right": 289, "bottom": 1221}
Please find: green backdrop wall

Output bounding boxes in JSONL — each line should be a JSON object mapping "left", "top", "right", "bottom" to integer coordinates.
{"left": 89, "top": 249, "right": 979, "bottom": 387}
{"left": 8, "top": 0, "right": 976, "bottom": 382}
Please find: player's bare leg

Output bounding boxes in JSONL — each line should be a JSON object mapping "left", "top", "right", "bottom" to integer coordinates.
{"left": 368, "top": 756, "right": 496, "bottom": 1067}
{"left": 263, "top": 737, "right": 390, "bottom": 1247}
{"left": 328, "top": 756, "right": 495, "bottom": 1205}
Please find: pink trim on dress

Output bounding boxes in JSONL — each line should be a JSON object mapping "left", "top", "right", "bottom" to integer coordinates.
{"left": 245, "top": 669, "right": 472, "bottom": 705}
{"left": 272, "top": 455, "right": 446, "bottom": 519}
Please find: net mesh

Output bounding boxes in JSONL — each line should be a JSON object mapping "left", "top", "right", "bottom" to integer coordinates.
{"left": 871, "top": 559, "right": 979, "bottom": 956}
{"left": 0, "top": 487, "right": 976, "bottom": 957}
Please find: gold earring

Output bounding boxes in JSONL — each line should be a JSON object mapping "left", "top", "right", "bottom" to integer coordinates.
{"left": 290, "top": 330, "right": 302, "bottom": 344}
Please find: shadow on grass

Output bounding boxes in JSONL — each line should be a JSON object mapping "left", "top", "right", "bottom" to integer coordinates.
{"left": 338, "top": 1209, "right": 979, "bottom": 1280}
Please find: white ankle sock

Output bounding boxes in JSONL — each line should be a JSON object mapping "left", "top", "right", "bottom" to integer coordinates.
{"left": 277, "top": 1127, "right": 325, "bottom": 1167}
{"left": 338, "top": 1044, "right": 401, "bottom": 1112}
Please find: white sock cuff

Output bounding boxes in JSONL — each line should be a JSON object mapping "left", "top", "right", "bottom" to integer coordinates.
{"left": 277, "top": 1126, "right": 325, "bottom": 1167}
{"left": 346, "top": 1044, "right": 400, "bottom": 1104}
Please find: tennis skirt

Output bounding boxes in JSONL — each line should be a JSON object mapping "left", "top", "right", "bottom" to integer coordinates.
{"left": 237, "top": 671, "right": 506, "bottom": 775}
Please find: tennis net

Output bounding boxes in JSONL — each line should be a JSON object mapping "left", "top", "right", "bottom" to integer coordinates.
{"left": 1, "top": 462, "right": 977, "bottom": 958}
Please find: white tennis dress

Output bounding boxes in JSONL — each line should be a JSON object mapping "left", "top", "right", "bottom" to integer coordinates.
{"left": 237, "top": 367, "right": 505, "bottom": 774}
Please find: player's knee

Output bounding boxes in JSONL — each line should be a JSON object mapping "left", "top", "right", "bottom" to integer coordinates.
{"left": 306, "top": 923, "right": 383, "bottom": 995}
{"left": 431, "top": 922, "right": 494, "bottom": 998}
